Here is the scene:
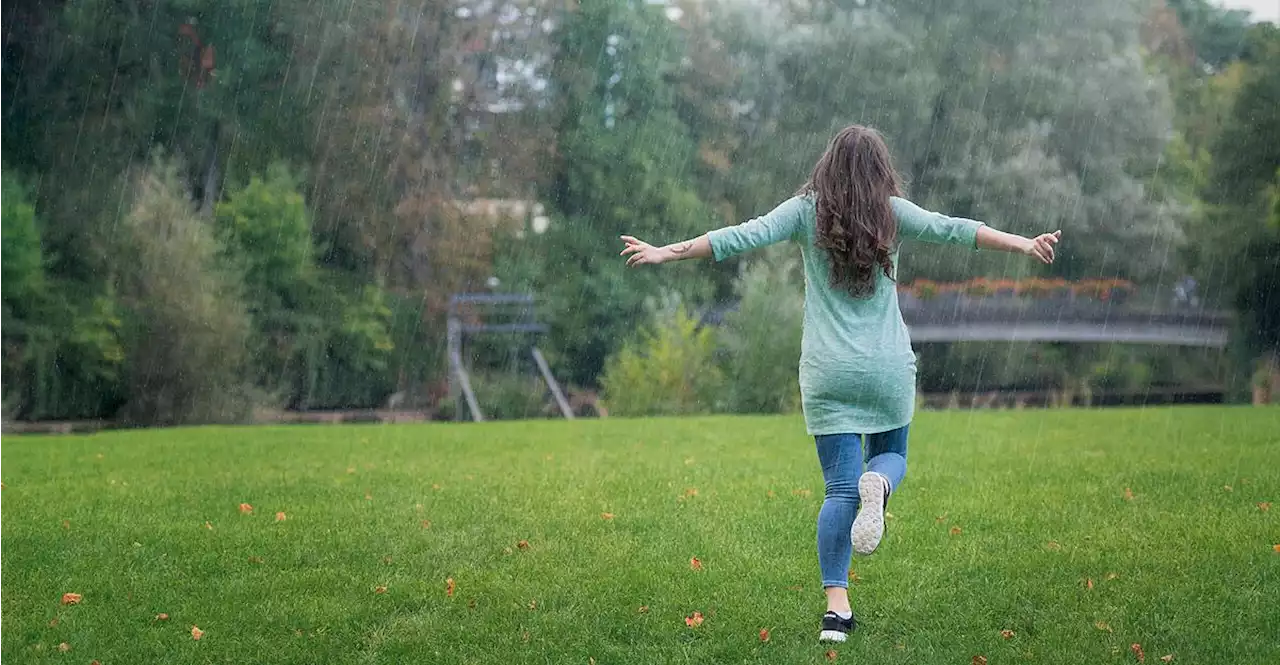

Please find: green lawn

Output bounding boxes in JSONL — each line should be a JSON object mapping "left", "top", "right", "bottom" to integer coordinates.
{"left": 2, "top": 408, "right": 1278, "bottom": 664}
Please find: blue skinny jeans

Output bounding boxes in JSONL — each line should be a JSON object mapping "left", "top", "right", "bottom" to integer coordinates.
{"left": 814, "top": 425, "right": 908, "bottom": 588}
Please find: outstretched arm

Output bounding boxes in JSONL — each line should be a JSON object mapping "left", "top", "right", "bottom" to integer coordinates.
{"left": 620, "top": 234, "right": 713, "bottom": 266}
{"left": 977, "top": 227, "right": 1061, "bottom": 264}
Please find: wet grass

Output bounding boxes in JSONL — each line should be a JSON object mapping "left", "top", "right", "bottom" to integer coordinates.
{"left": 2, "top": 407, "right": 1278, "bottom": 664}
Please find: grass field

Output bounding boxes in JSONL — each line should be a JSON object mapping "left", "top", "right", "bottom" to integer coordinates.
{"left": 2, "top": 407, "right": 1278, "bottom": 664}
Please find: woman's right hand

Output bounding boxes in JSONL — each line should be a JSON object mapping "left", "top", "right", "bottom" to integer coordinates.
{"left": 1023, "top": 230, "right": 1062, "bottom": 264}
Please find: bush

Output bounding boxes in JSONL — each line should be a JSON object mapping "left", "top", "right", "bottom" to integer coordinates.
{"left": 470, "top": 372, "right": 551, "bottom": 421}
{"left": 601, "top": 294, "right": 723, "bottom": 417}
{"left": 114, "top": 158, "right": 253, "bottom": 425}
{"left": 719, "top": 246, "right": 803, "bottom": 414}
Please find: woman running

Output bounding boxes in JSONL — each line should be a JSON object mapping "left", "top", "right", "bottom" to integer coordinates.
{"left": 619, "top": 124, "right": 1061, "bottom": 643}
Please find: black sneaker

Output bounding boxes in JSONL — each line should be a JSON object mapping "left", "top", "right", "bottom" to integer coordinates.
{"left": 819, "top": 611, "right": 856, "bottom": 643}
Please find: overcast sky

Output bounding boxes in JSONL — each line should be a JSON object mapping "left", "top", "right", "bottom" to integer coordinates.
{"left": 1218, "top": 0, "right": 1279, "bottom": 22}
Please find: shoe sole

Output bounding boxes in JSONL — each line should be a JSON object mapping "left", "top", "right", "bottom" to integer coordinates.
{"left": 819, "top": 630, "right": 848, "bottom": 643}
{"left": 851, "top": 473, "right": 885, "bottom": 555}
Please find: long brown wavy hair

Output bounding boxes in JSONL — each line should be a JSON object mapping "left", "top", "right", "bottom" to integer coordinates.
{"left": 798, "top": 125, "right": 903, "bottom": 298}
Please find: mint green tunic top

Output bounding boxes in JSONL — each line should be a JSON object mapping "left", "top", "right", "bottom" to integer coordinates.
{"left": 708, "top": 196, "right": 984, "bottom": 436}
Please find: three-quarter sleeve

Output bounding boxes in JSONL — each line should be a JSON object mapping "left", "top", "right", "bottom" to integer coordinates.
{"left": 891, "top": 196, "right": 984, "bottom": 248}
{"left": 708, "top": 196, "right": 808, "bottom": 261}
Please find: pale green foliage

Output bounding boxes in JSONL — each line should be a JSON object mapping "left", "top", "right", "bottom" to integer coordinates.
{"left": 601, "top": 296, "right": 723, "bottom": 417}
{"left": 720, "top": 246, "right": 803, "bottom": 413}
{"left": 115, "top": 158, "right": 252, "bottom": 425}
{"left": 1, "top": 169, "right": 46, "bottom": 311}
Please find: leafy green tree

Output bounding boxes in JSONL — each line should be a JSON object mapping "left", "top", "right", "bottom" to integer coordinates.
{"left": 719, "top": 246, "right": 803, "bottom": 414}
{"left": 601, "top": 295, "right": 723, "bottom": 417}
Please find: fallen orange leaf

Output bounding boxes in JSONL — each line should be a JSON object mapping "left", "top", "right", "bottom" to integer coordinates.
{"left": 1259, "top": 502, "right": 1271, "bottom": 512}
{"left": 1123, "top": 488, "right": 1134, "bottom": 501}
{"left": 421, "top": 520, "right": 432, "bottom": 529}
{"left": 1273, "top": 544, "right": 1280, "bottom": 553}
{"left": 638, "top": 605, "right": 650, "bottom": 613}
{"left": 1095, "top": 621, "right": 1113, "bottom": 632}
{"left": 936, "top": 513, "right": 947, "bottom": 523}
{"left": 204, "top": 521, "right": 213, "bottom": 530}
{"left": 49, "top": 617, "right": 59, "bottom": 627}
{"left": 365, "top": 491, "right": 373, "bottom": 501}
{"left": 275, "top": 512, "right": 287, "bottom": 522}
{"left": 239, "top": 503, "right": 253, "bottom": 514}
{"left": 1160, "top": 655, "right": 1174, "bottom": 663}
{"left": 848, "top": 569, "right": 861, "bottom": 583}
{"left": 767, "top": 490, "right": 776, "bottom": 498}
{"left": 61, "top": 593, "right": 82, "bottom": 605}
{"left": 517, "top": 540, "right": 530, "bottom": 551}
{"left": 467, "top": 598, "right": 477, "bottom": 609}
{"left": 375, "top": 585, "right": 387, "bottom": 594}
{"left": 685, "top": 488, "right": 699, "bottom": 497}
{"left": 528, "top": 600, "right": 538, "bottom": 610}
{"left": 1047, "top": 541, "right": 1062, "bottom": 551}
{"left": 191, "top": 626, "right": 204, "bottom": 640}
{"left": 793, "top": 488, "right": 812, "bottom": 497}
{"left": 92, "top": 661, "right": 101, "bottom": 665}
{"left": 382, "top": 555, "right": 393, "bottom": 564}
{"left": 690, "top": 556, "right": 704, "bottom": 572}
{"left": 57, "top": 642, "right": 70, "bottom": 652}
{"left": 248, "top": 556, "right": 264, "bottom": 564}
{"left": 1001, "top": 629, "right": 1015, "bottom": 639}
{"left": 759, "top": 628, "right": 771, "bottom": 642}
{"left": 827, "top": 649, "right": 839, "bottom": 661}
{"left": 446, "top": 577, "right": 456, "bottom": 597}
{"left": 432, "top": 484, "right": 442, "bottom": 491}
{"left": 521, "top": 631, "right": 531, "bottom": 642}
{"left": 949, "top": 526, "right": 963, "bottom": 536}
{"left": 62, "top": 519, "right": 70, "bottom": 530}
{"left": 600, "top": 512, "right": 615, "bottom": 520}
{"left": 972, "top": 657, "right": 987, "bottom": 665}
{"left": 1086, "top": 578, "right": 1094, "bottom": 590}
{"left": 156, "top": 613, "right": 169, "bottom": 621}
{"left": 1223, "top": 485, "right": 1233, "bottom": 492}
{"left": 1131, "top": 643, "right": 1146, "bottom": 663}
{"left": 685, "top": 611, "right": 704, "bottom": 628}
{"left": 1106, "top": 572, "right": 1119, "bottom": 581}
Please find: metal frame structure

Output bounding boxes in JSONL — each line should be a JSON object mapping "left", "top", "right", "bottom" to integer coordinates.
{"left": 446, "top": 294, "right": 574, "bottom": 422}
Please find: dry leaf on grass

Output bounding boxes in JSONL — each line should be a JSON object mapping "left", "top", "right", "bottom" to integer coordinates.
{"left": 972, "top": 657, "right": 987, "bottom": 665}
{"left": 684, "top": 611, "right": 704, "bottom": 628}
{"left": 155, "top": 613, "right": 169, "bottom": 621}
{"left": 61, "top": 593, "right": 82, "bottom": 605}
{"left": 191, "top": 626, "right": 204, "bottom": 640}
{"left": 374, "top": 586, "right": 387, "bottom": 594}
{"left": 1131, "top": 643, "right": 1146, "bottom": 662}
{"left": 239, "top": 503, "right": 253, "bottom": 514}
{"left": 1001, "top": 629, "right": 1015, "bottom": 639}
{"left": 1086, "top": 578, "right": 1095, "bottom": 590}
{"left": 685, "top": 488, "right": 699, "bottom": 498}
{"left": 57, "top": 642, "right": 70, "bottom": 652}
{"left": 528, "top": 600, "right": 538, "bottom": 610}
{"left": 275, "top": 512, "right": 287, "bottom": 522}
{"left": 1123, "top": 488, "right": 1134, "bottom": 501}
{"left": 421, "top": 520, "right": 432, "bottom": 529}
{"left": 446, "top": 578, "right": 456, "bottom": 597}
{"left": 792, "top": 488, "right": 812, "bottom": 497}
{"left": 62, "top": 519, "right": 70, "bottom": 530}
{"left": 848, "top": 570, "right": 861, "bottom": 583}
{"left": 1160, "top": 655, "right": 1174, "bottom": 663}
{"left": 759, "top": 628, "right": 770, "bottom": 642}
{"left": 826, "top": 649, "right": 839, "bottom": 661}
{"left": 638, "top": 605, "right": 649, "bottom": 613}
{"left": 204, "top": 521, "right": 213, "bottom": 530}
{"left": 248, "top": 556, "right": 264, "bottom": 564}
{"left": 49, "top": 617, "right": 59, "bottom": 627}
{"left": 689, "top": 557, "right": 703, "bottom": 572}
{"left": 517, "top": 540, "right": 530, "bottom": 551}
{"left": 1106, "top": 572, "right": 1119, "bottom": 581}
{"left": 1223, "top": 485, "right": 1233, "bottom": 492}
{"left": 600, "top": 512, "right": 615, "bottom": 521}
{"left": 1258, "top": 502, "right": 1271, "bottom": 512}
{"left": 1094, "top": 621, "right": 1113, "bottom": 632}
{"left": 949, "top": 526, "right": 963, "bottom": 536}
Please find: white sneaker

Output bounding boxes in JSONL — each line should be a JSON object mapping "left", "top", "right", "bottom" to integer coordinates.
{"left": 851, "top": 472, "right": 889, "bottom": 555}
